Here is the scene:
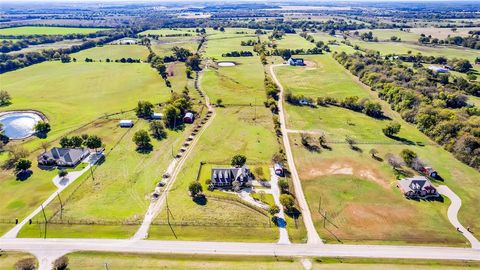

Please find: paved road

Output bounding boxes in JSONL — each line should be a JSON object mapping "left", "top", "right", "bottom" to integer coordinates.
{"left": 437, "top": 185, "right": 480, "bottom": 249}
{"left": 1, "top": 238, "right": 479, "bottom": 266}
{"left": 134, "top": 71, "right": 215, "bottom": 240}
{"left": 269, "top": 64, "right": 322, "bottom": 245}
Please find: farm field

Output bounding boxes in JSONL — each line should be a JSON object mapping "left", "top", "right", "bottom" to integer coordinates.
{"left": 275, "top": 54, "right": 480, "bottom": 246}
{"left": 348, "top": 38, "right": 479, "bottom": 62}
{"left": 151, "top": 39, "right": 199, "bottom": 55}
{"left": 409, "top": 27, "right": 480, "bottom": 39}
{"left": 0, "top": 26, "right": 107, "bottom": 35}
{"left": 6, "top": 39, "right": 89, "bottom": 55}
{"left": 139, "top": 28, "right": 198, "bottom": 36}
{"left": 0, "top": 61, "right": 169, "bottom": 144}
{"left": 354, "top": 29, "right": 420, "bottom": 42}
{"left": 273, "top": 34, "right": 316, "bottom": 50}
{"left": 71, "top": 44, "right": 150, "bottom": 61}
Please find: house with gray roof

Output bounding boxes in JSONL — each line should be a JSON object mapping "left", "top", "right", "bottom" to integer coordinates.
{"left": 287, "top": 58, "right": 305, "bottom": 66}
{"left": 210, "top": 166, "right": 252, "bottom": 189}
{"left": 38, "top": 147, "right": 90, "bottom": 167}
{"left": 398, "top": 176, "right": 438, "bottom": 199}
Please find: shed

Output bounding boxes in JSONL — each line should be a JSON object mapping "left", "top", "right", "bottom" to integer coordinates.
{"left": 274, "top": 163, "right": 284, "bottom": 176}
{"left": 183, "top": 112, "right": 194, "bottom": 124}
{"left": 119, "top": 120, "right": 134, "bottom": 128}
{"left": 151, "top": 113, "right": 163, "bottom": 119}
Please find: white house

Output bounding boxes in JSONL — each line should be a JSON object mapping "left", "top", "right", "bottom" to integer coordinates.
{"left": 119, "top": 119, "right": 134, "bottom": 128}
{"left": 287, "top": 58, "right": 305, "bottom": 66}
{"left": 428, "top": 65, "right": 449, "bottom": 73}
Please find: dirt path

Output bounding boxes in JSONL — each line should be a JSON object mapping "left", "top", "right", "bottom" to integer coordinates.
{"left": 269, "top": 64, "right": 322, "bottom": 245}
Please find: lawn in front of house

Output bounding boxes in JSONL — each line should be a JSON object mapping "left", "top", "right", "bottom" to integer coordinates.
{"left": 0, "top": 26, "right": 107, "bottom": 36}
{"left": 18, "top": 114, "right": 195, "bottom": 238}
{"left": 0, "top": 251, "right": 37, "bottom": 270}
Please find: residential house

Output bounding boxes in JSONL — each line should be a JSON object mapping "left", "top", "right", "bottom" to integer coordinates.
{"left": 151, "top": 113, "right": 163, "bottom": 120}
{"left": 210, "top": 166, "right": 252, "bottom": 188}
{"left": 183, "top": 112, "right": 194, "bottom": 124}
{"left": 38, "top": 147, "right": 90, "bottom": 167}
{"left": 398, "top": 176, "right": 438, "bottom": 199}
{"left": 428, "top": 65, "right": 449, "bottom": 73}
{"left": 287, "top": 58, "right": 305, "bottom": 66}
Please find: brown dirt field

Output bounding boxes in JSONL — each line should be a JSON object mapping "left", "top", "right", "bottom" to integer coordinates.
{"left": 304, "top": 60, "right": 318, "bottom": 68}
{"left": 300, "top": 159, "right": 390, "bottom": 188}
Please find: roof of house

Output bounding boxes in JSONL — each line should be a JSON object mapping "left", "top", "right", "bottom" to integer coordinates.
{"left": 289, "top": 57, "right": 304, "bottom": 62}
{"left": 119, "top": 119, "right": 134, "bottom": 124}
{"left": 398, "top": 176, "right": 436, "bottom": 193}
{"left": 184, "top": 112, "right": 194, "bottom": 118}
{"left": 211, "top": 166, "right": 250, "bottom": 185}
{"left": 38, "top": 147, "right": 89, "bottom": 165}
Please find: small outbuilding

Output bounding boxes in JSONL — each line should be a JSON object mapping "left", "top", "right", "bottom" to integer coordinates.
{"left": 274, "top": 163, "right": 284, "bottom": 176}
{"left": 421, "top": 167, "right": 438, "bottom": 178}
{"left": 183, "top": 112, "right": 194, "bottom": 124}
{"left": 151, "top": 113, "right": 163, "bottom": 120}
{"left": 428, "top": 65, "right": 449, "bottom": 73}
{"left": 119, "top": 120, "right": 134, "bottom": 128}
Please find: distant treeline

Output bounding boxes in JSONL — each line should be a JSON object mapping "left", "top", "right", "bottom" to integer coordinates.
{"left": 222, "top": 51, "right": 253, "bottom": 57}
{"left": 418, "top": 32, "right": 480, "bottom": 50}
{"left": 0, "top": 31, "right": 114, "bottom": 53}
{"left": 0, "top": 28, "right": 144, "bottom": 74}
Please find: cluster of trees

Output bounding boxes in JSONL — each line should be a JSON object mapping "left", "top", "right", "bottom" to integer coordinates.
{"left": 221, "top": 51, "right": 253, "bottom": 57}
{"left": 0, "top": 90, "right": 11, "bottom": 106}
{"left": 138, "top": 33, "right": 193, "bottom": 40}
{"left": 356, "top": 31, "right": 378, "bottom": 42}
{"left": 418, "top": 33, "right": 480, "bottom": 50}
{"left": 335, "top": 52, "right": 480, "bottom": 170}
{"left": 135, "top": 101, "right": 154, "bottom": 118}
{"left": 0, "top": 28, "right": 140, "bottom": 73}
{"left": 263, "top": 75, "right": 279, "bottom": 113}
{"left": 34, "top": 121, "right": 51, "bottom": 137}
{"left": 318, "top": 95, "right": 384, "bottom": 118}
{"left": 163, "top": 92, "right": 192, "bottom": 129}
{"left": 59, "top": 134, "right": 103, "bottom": 150}
{"left": 272, "top": 47, "right": 324, "bottom": 60}
{"left": 397, "top": 54, "right": 474, "bottom": 73}
{"left": 240, "top": 39, "right": 259, "bottom": 46}
{"left": 299, "top": 32, "right": 332, "bottom": 51}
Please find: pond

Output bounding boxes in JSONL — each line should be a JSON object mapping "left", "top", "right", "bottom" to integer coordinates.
{"left": 217, "top": 61, "right": 236, "bottom": 67}
{"left": 0, "top": 111, "right": 44, "bottom": 139}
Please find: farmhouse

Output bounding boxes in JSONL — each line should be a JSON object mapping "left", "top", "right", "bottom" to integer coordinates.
{"left": 119, "top": 119, "right": 134, "bottom": 128}
{"left": 183, "top": 112, "right": 194, "bottom": 123}
{"left": 38, "top": 147, "right": 90, "bottom": 167}
{"left": 210, "top": 166, "right": 252, "bottom": 188}
{"left": 287, "top": 58, "right": 305, "bottom": 66}
{"left": 398, "top": 176, "right": 438, "bottom": 199}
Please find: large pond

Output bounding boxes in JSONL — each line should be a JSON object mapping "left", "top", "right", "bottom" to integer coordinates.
{"left": 0, "top": 111, "right": 44, "bottom": 139}
{"left": 217, "top": 61, "right": 236, "bottom": 67}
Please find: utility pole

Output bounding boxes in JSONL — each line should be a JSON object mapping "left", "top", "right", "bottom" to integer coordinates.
{"left": 57, "top": 192, "right": 63, "bottom": 221}
{"left": 318, "top": 196, "right": 321, "bottom": 213}
{"left": 90, "top": 164, "right": 95, "bottom": 181}
{"left": 323, "top": 210, "right": 327, "bottom": 228}
{"left": 41, "top": 204, "right": 47, "bottom": 239}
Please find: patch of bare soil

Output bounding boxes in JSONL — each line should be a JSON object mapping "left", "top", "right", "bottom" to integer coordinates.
{"left": 301, "top": 159, "right": 390, "bottom": 188}
{"left": 303, "top": 60, "right": 317, "bottom": 68}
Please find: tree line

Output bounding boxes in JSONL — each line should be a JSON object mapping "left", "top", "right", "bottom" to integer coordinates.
{"left": 0, "top": 28, "right": 144, "bottom": 74}
{"left": 334, "top": 51, "right": 480, "bottom": 170}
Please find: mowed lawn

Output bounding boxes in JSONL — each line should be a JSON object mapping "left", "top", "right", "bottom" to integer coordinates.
{"left": 149, "top": 107, "right": 280, "bottom": 242}
{"left": 276, "top": 54, "right": 480, "bottom": 246}
{"left": 0, "top": 61, "right": 169, "bottom": 144}
{"left": 276, "top": 54, "right": 370, "bottom": 100}
{"left": 19, "top": 115, "right": 194, "bottom": 238}
{"left": 66, "top": 252, "right": 304, "bottom": 270}
{"left": 71, "top": 45, "right": 150, "bottom": 61}
{"left": 0, "top": 26, "right": 107, "bottom": 35}
{"left": 0, "top": 252, "right": 37, "bottom": 270}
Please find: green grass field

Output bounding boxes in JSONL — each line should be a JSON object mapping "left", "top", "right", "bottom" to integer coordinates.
{"left": 348, "top": 38, "right": 479, "bottom": 62}
{"left": 0, "top": 26, "right": 107, "bottom": 36}
{"left": 275, "top": 53, "right": 480, "bottom": 246}
{"left": 355, "top": 29, "right": 420, "bottom": 42}
{"left": 139, "top": 28, "right": 198, "bottom": 36}
{"left": 409, "top": 27, "right": 480, "bottom": 39}
{"left": 71, "top": 45, "right": 150, "bottom": 61}
{"left": 273, "top": 34, "right": 316, "bottom": 50}
{"left": 61, "top": 252, "right": 480, "bottom": 269}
